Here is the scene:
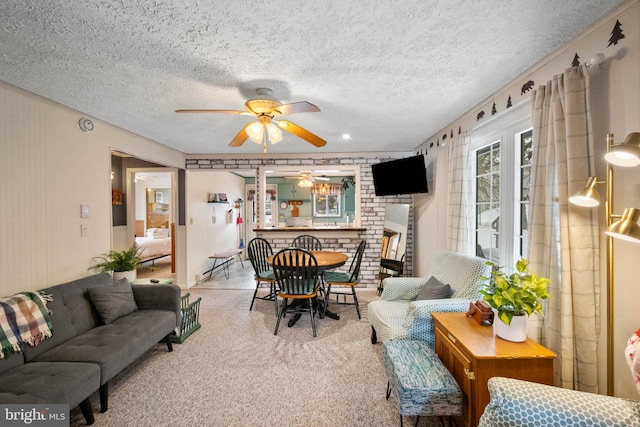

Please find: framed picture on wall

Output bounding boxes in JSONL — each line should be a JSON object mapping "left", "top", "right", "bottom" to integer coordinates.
{"left": 155, "top": 191, "right": 163, "bottom": 202}
{"left": 112, "top": 189, "right": 123, "bottom": 205}
{"left": 217, "top": 193, "right": 228, "bottom": 202}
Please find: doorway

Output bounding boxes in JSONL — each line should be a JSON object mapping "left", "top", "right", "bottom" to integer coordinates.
{"left": 130, "top": 170, "right": 175, "bottom": 280}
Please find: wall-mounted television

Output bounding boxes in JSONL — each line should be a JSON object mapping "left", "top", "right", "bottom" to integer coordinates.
{"left": 372, "top": 155, "right": 429, "bottom": 196}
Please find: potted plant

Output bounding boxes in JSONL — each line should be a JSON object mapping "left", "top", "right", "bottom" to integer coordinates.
{"left": 89, "top": 243, "right": 144, "bottom": 283}
{"left": 479, "top": 258, "right": 551, "bottom": 342}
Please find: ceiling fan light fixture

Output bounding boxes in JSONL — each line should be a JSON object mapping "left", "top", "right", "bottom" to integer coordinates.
{"left": 298, "top": 178, "right": 313, "bottom": 188}
{"left": 266, "top": 122, "right": 282, "bottom": 144}
{"left": 246, "top": 121, "right": 264, "bottom": 144}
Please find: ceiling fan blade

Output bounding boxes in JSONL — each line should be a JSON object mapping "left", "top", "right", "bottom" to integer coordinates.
{"left": 175, "top": 109, "right": 254, "bottom": 116}
{"left": 273, "top": 101, "right": 320, "bottom": 116}
{"left": 314, "top": 176, "right": 330, "bottom": 181}
{"left": 277, "top": 120, "right": 326, "bottom": 147}
{"left": 229, "top": 123, "right": 252, "bottom": 147}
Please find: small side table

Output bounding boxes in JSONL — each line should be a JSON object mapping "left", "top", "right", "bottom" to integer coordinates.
{"left": 433, "top": 312, "right": 556, "bottom": 427}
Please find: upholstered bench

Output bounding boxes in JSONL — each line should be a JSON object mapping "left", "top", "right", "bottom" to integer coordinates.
{"left": 381, "top": 340, "right": 462, "bottom": 427}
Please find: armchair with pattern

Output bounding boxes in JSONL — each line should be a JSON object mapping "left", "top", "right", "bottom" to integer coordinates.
{"left": 367, "top": 249, "right": 490, "bottom": 347}
{"left": 478, "top": 377, "right": 640, "bottom": 426}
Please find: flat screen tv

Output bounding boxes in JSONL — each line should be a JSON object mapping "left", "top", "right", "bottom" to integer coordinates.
{"left": 372, "top": 155, "right": 429, "bottom": 196}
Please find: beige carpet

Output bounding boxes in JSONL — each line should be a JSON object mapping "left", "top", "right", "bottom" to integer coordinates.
{"left": 69, "top": 288, "right": 444, "bottom": 427}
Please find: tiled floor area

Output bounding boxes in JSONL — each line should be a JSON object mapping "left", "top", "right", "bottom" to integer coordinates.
{"left": 194, "top": 258, "right": 255, "bottom": 290}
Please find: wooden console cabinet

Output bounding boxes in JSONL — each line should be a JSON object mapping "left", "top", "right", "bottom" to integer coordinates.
{"left": 433, "top": 312, "right": 556, "bottom": 426}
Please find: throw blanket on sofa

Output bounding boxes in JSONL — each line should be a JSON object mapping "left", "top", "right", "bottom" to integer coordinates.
{"left": 0, "top": 291, "right": 53, "bottom": 359}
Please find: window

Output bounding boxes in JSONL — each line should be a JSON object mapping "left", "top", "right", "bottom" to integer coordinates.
{"left": 471, "top": 104, "right": 532, "bottom": 268}
{"left": 475, "top": 141, "right": 501, "bottom": 263}
{"left": 313, "top": 193, "right": 341, "bottom": 217}
{"left": 518, "top": 129, "right": 532, "bottom": 257}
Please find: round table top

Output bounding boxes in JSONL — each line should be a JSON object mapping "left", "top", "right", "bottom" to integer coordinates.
{"left": 268, "top": 250, "right": 348, "bottom": 270}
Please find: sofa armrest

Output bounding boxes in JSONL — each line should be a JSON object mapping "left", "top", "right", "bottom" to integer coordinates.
{"left": 379, "top": 277, "right": 429, "bottom": 301}
{"left": 405, "top": 298, "right": 472, "bottom": 345}
{"left": 479, "top": 377, "right": 640, "bottom": 426}
{"left": 132, "top": 284, "right": 182, "bottom": 328}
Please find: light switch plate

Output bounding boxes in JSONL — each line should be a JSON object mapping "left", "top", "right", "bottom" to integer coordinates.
{"left": 81, "top": 204, "right": 90, "bottom": 218}
{"left": 81, "top": 224, "right": 89, "bottom": 237}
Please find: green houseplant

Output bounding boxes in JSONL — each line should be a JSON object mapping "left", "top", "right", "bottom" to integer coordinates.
{"left": 89, "top": 243, "right": 144, "bottom": 282}
{"left": 479, "top": 258, "right": 551, "bottom": 341}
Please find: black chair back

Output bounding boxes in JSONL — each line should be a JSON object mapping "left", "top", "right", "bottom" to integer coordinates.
{"left": 272, "top": 248, "right": 319, "bottom": 295}
{"left": 346, "top": 240, "right": 367, "bottom": 282}
{"left": 247, "top": 237, "right": 273, "bottom": 276}
{"left": 291, "top": 235, "right": 322, "bottom": 251}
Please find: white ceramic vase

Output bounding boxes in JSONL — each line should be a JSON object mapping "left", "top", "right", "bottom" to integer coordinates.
{"left": 495, "top": 314, "right": 527, "bottom": 342}
{"left": 113, "top": 270, "right": 136, "bottom": 283}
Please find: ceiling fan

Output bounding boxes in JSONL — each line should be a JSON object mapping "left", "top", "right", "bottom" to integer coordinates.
{"left": 176, "top": 88, "right": 326, "bottom": 152}
{"left": 285, "top": 171, "right": 330, "bottom": 187}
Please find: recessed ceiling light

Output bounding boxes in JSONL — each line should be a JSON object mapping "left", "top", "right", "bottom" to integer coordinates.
{"left": 342, "top": 134, "right": 351, "bottom": 140}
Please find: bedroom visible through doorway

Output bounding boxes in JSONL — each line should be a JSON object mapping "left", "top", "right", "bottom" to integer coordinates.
{"left": 134, "top": 171, "right": 175, "bottom": 280}
{"left": 110, "top": 150, "right": 180, "bottom": 282}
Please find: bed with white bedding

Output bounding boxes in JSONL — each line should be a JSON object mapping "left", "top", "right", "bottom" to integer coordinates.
{"left": 135, "top": 228, "right": 172, "bottom": 263}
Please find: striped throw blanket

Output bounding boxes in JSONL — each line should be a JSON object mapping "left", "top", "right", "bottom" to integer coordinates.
{"left": 0, "top": 291, "right": 53, "bottom": 359}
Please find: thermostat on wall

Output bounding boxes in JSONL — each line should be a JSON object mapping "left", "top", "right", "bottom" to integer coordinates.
{"left": 78, "top": 118, "right": 94, "bottom": 132}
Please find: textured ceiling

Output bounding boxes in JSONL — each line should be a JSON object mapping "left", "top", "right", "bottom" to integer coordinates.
{"left": 0, "top": 1, "right": 624, "bottom": 155}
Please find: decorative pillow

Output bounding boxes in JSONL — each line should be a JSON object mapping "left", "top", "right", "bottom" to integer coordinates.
{"left": 415, "top": 276, "right": 453, "bottom": 300}
{"left": 152, "top": 229, "right": 169, "bottom": 239}
{"left": 88, "top": 278, "right": 138, "bottom": 324}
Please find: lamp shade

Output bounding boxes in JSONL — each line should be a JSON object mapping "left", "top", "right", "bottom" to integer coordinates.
{"left": 569, "top": 176, "right": 600, "bottom": 207}
{"left": 246, "top": 122, "right": 265, "bottom": 144}
{"left": 605, "top": 208, "right": 640, "bottom": 243}
{"left": 265, "top": 122, "right": 282, "bottom": 144}
{"left": 604, "top": 132, "right": 640, "bottom": 167}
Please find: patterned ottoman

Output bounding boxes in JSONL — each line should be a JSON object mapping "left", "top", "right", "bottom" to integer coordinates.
{"left": 381, "top": 340, "right": 462, "bottom": 426}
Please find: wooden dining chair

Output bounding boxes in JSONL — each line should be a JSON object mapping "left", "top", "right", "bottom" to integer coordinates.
{"left": 247, "top": 237, "right": 278, "bottom": 315}
{"left": 272, "top": 248, "right": 321, "bottom": 337}
{"left": 323, "top": 240, "right": 366, "bottom": 319}
{"left": 291, "top": 234, "right": 322, "bottom": 250}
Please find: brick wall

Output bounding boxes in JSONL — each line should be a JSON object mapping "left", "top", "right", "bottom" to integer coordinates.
{"left": 187, "top": 154, "right": 413, "bottom": 288}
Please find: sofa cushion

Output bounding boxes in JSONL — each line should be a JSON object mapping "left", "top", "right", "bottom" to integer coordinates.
{"left": 0, "top": 352, "right": 24, "bottom": 375}
{"left": 416, "top": 276, "right": 452, "bottom": 300}
{"left": 0, "top": 361, "right": 99, "bottom": 407}
{"left": 22, "top": 273, "right": 114, "bottom": 362}
{"left": 88, "top": 278, "right": 138, "bottom": 324}
{"left": 32, "top": 309, "right": 176, "bottom": 384}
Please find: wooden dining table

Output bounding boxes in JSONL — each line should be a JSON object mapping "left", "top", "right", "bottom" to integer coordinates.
{"left": 267, "top": 250, "right": 348, "bottom": 272}
{"left": 267, "top": 250, "right": 348, "bottom": 323}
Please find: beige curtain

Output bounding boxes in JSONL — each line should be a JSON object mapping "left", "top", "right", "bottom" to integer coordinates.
{"left": 446, "top": 133, "right": 473, "bottom": 254}
{"left": 529, "top": 65, "right": 600, "bottom": 392}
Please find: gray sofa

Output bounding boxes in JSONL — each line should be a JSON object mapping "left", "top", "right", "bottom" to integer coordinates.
{"left": 0, "top": 273, "right": 181, "bottom": 425}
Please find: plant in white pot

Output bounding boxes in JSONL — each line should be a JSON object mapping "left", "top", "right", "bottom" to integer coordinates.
{"left": 89, "top": 243, "right": 144, "bottom": 283}
{"left": 479, "top": 258, "right": 551, "bottom": 342}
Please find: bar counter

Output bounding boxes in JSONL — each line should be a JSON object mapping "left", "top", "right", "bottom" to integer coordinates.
{"left": 254, "top": 226, "right": 366, "bottom": 232}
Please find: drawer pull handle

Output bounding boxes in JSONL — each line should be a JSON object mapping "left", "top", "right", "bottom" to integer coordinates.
{"left": 447, "top": 333, "right": 457, "bottom": 344}
{"left": 464, "top": 369, "right": 475, "bottom": 380}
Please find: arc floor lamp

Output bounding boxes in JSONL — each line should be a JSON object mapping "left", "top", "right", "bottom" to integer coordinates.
{"left": 569, "top": 132, "right": 640, "bottom": 396}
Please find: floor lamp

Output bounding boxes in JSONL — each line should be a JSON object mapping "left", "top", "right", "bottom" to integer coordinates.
{"left": 569, "top": 132, "right": 640, "bottom": 396}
